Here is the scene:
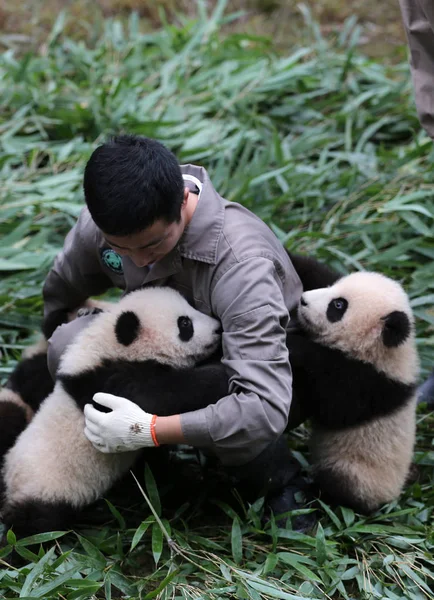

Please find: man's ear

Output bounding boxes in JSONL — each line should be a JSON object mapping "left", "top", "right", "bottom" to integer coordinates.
{"left": 115, "top": 311, "right": 141, "bottom": 346}
{"left": 381, "top": 310, "right": 411, "bottom": 348}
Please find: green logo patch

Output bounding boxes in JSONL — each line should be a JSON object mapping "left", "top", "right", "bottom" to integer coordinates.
{"left": 101, "top": 248, "right": 123, "bottom": 274}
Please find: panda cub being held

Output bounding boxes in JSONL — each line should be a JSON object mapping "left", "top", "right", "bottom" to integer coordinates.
{"left": 1, "top": 287, "right": 228, "bottom": 536}
{"left": 287, "top": 271, "right": 419, "bottom": 514}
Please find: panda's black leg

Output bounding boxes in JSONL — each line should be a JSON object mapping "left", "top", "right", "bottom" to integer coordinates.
{"left": 2, "top": 499, "right": 77, "bottom": 538}
{"left": 0, "top": 500, "right": 77, "bottom": 568}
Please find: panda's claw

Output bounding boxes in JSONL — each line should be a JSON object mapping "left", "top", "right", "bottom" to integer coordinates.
{"left": 76, "top": 307, "right": 104, "bottom": 318}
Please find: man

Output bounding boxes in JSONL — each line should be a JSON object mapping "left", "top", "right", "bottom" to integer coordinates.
{"left": 44, "top": 134, "right": 306, "bottom": 517}
{"left": 399, "top": 0, "right": 434, "bottom": 139}
{"left": 399, "top": 0, "right": 434, "bottom": 405}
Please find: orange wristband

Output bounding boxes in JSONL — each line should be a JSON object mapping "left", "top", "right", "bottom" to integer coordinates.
{"left": 150, "top": 414, "right": 159, "bottom": 447}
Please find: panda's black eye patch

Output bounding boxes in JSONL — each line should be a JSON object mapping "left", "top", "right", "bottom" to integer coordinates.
{"left": 327, "top": 297, "right": 348, "bottom": 323}
{"left": 178, "top": 316, "right": 194, "bottom": 342}
{"left": 115, "top": 311, "right": 141, "bottom": 346}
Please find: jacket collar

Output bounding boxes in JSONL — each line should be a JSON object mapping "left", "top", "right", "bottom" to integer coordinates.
{"left": 177, "top": 164, "right": 225, "bottom": 265}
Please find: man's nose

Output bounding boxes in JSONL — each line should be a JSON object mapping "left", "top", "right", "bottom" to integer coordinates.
{"left": 132, "top": 255, "right": 152, "bottom": 268}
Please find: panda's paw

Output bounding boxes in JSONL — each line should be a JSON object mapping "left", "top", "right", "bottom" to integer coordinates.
{"left": 76, "top": 307, "right": 104, "bottom": 318}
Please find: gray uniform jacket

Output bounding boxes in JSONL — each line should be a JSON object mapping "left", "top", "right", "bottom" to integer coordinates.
{"left": 43, "top": 165, "right": 302, "bottom": 466}
{"left": 400, "top": 0, "right": 434, "bottom": 139}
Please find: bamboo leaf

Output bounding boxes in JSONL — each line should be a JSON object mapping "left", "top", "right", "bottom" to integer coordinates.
{"left": 151, "top": 523, "right": 163, "bottom": 566}
{"left": 231, "top": 517, "right": 243, "bottom": 565}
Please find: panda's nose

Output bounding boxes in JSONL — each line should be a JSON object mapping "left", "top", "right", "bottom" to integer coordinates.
{"left": 300, "top": 296, "right": 307, "bottom": 307}
{"left": 214, "top": 326, "right": 223, "bottom": 335}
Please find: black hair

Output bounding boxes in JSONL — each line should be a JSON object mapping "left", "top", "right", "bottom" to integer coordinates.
{"left": 83, "top": 135, "right": 185, "bottom": 235}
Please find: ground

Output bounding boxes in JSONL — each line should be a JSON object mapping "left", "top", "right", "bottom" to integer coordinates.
{"left": 1, "top": 0, "right": 407, "bottom": 60}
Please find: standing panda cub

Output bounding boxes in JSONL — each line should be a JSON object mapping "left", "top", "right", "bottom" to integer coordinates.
{"left": 287, "top": 271, "right": 419, "bottom": 514}
{"left": 1, "top": 287, "right": 228, "bottom": 536}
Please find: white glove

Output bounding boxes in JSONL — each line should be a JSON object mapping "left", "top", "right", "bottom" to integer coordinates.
{"left": 84, "top": 392, "right": 159, "bottom": 453}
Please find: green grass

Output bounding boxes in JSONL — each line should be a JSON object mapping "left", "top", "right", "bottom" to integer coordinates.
{"left": 0, "top": 2, "right": 433, "bottom": 598}
{"left": 0, "top": 0, "right": 407, "bottom": 59}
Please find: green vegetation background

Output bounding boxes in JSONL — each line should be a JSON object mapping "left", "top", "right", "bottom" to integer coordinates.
{"left": 0, "top": 2, "right": 433, "bottom": 599}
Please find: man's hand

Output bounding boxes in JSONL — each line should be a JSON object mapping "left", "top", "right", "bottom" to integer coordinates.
{"left": 84, "top": 393, "right": 158, "bottom": 453}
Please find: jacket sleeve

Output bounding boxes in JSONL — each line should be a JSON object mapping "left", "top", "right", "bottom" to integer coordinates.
{"left": 399, "top": 0, "right": 434, "bottom": 139}
{"left": 180, "top": 256, "right": 295, "bottom": 466}
{"left": 42, "top": 209, "right": 113, "bottom": 338}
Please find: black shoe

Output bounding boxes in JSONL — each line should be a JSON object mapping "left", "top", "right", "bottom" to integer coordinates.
{"left": 417, "top": 369, "right": 434, "bottom": 406}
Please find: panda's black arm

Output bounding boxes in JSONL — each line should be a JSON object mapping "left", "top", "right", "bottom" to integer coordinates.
{"left": 60, "top": 360, "right": 229, "bottom": 415}
{"left": 109, "top": 361, "right": 230, "bottom": 416}
{"left": 287, "top": 332, "right": 334, "bottom": 422}
{"left": 8, "top": 352, "right": 54, "bottom": 412}
{"left": 287, "top": 333, "right": 414, "bottom": 429}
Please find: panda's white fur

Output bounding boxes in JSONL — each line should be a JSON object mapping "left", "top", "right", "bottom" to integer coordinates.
{"left": 59, "top": 287, "right": 220, "bottom": 376}
{"left": 298, "top": 272, "right": 418, "bottom": 384}
{"left": 292, "top": 271, "right": 419, "bottom": 513}
{"left": 4, "top": 386, "right": 136, "bottom": 509}
{"left": 1, "top": 287, "right": 222, "bottom": 533}
{"left": 21, "top": 337, "right": 49, "bottom": 360}
{"left": 310, "top": 402, "right": 417, "bottom": 512}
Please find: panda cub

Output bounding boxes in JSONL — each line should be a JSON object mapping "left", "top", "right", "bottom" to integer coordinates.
{"left": 287, "top": 270, "right": 419, "bottom": 514}
{"left": 1, "top": 287, "right": 228, "bottom": 536}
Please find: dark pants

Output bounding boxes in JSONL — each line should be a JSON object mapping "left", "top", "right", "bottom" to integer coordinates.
{"left": 224, "top": 435, "right": 301, "bottom": 498}
{"left": 222, "top": 431, "right": 313, "bottom": 530}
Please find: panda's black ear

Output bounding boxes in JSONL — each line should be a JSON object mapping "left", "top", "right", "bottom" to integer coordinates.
{"left": 381, "top": 310, "right": 410, "bottom": 348}
{"left": 115, "top": 311, "right": 141, "bottom": 346}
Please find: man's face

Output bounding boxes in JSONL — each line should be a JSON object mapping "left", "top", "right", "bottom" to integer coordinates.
{"left": 103, "top": 217, "right": 186, "bottom": 268}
